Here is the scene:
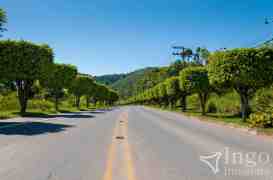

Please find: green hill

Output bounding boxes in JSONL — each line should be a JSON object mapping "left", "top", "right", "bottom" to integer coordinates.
{"left": 95, "top": 67, "right": 169, "bottom": 99}
{"left": 95, "top": 61, "right": 192, "bottom": 99}
{"left": 94, "top": 74, "right": 126, "bottom": 85}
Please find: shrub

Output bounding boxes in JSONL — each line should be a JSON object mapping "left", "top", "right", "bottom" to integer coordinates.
{"left": 253, "top": 87, "right": 273, "bottom": 113}
{"left": 0, "top": 92, "right": 20, "bottom": 110}
{"left": 248, "top": 112, "right": 273, "bottom": 128}
{"left": 248, "top": 87, "right": 273, "bottom": 128}
{"left": 187, "top": 94, "right": 200, "bottom": 110}
{"left": 27, "top": 99, "right": 55, "bottom": 112}
{"left": 208, "top": 91, "right": 241, "bottom": 114}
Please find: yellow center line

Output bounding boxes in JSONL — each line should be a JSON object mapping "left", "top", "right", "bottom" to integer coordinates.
{"left": 122, "top": 113, "right": 137, "bottom": 180}
{"left": 103, "top": 120, "right": 119, "bottom": 180}
{"left": 102, "top": 112, "right": 137, "bottom": 180}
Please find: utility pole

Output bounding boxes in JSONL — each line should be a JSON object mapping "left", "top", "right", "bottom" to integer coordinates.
{"left": 172, "top": 46, "right": 186, "bottom": 61}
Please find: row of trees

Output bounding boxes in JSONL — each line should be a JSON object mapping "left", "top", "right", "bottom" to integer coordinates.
{"left": 126, "top": 47, "right": 273, "bottom": 121}
{"left": 0, "top": 40, "right": 119, "bottom": 113}
{"left": 0, "top": 9, "right": 118, "bottom": 113}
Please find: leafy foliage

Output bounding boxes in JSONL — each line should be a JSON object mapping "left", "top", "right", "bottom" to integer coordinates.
{"left": 248, "top": 87, "right": 273, "bottom": 128}
{"left": 42, "top": 63, "right": 78, "bottom": 110}
{"left": 0, "top": 40, "right": 54, "bottom": 113}
{"left": 179, "top": 67, "right": 210, "bottom": 115}
{"left": 248, "top": 112, "right": 273, "bottom": 128}
{"left": 69, "top": 75, "right": 95, "bottom": 108}
{"left": 208, "top": 48, "right": 273, "bottom": 120}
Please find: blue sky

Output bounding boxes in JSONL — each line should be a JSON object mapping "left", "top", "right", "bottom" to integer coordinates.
{"left": 1, "top": 0, "right": 273, "bottom": 75}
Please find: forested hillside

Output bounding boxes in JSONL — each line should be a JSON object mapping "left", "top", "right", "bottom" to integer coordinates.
{"left": 96, "top": 61, "right": 193, "bottom": 99}
{"left": 94, "top": 74, "right": 126, "bottom": 85}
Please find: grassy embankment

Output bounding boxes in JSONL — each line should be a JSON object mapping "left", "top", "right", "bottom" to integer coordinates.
{"left": 152, "top": 90, "right": 273, "bottom": 135}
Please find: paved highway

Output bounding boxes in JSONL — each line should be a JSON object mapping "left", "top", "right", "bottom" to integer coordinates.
{"left": 0, "top": 106, "right": 272, "bottom": 180}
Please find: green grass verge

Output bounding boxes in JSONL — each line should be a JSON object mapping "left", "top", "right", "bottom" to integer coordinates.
{"left": 149, "top": 105, "right": 273, "bottom": 136}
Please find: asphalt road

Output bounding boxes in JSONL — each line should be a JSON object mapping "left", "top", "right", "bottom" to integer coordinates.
{"left": 0, "top": 106, "right": 272, "bottom": 180}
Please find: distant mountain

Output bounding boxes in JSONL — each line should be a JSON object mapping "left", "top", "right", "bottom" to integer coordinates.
{"left": 94, "top": 74, "right": 126, "bottom": 85}
{"left": 95, "top": 67, "right": 170, "bottom": 99}
{"left": 95, "top": 61, "right": 192, "bottom": 99}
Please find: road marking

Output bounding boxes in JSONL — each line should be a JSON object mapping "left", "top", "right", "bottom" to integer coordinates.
{"left": 103, "top": 112, "right": 137, "bottom": 180}
{"left": 103, "top": 122, "right": 118, "bottom": 180}
{"left": 121, "top": 113, "right": 136, "bottom": 180}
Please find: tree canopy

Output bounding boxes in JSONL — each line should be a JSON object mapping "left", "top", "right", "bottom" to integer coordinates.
{"left": 179, "top": 66, "right": 210, "bottom": 115}
{"left": 42, "top": 63, "right": 78, "bottom": 111}
{"left": 69, "top": 75, "right": 94, "bottom": 109}
{"left": 208, "top": 48, "right": 273, "bottom": 120}
{"left": 0, "top": 40, "right": 54, "bottom": 113}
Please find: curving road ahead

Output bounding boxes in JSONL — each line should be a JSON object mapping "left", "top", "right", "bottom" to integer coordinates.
{"left": 0, "top": 106, "right": 272, "bottom": 180}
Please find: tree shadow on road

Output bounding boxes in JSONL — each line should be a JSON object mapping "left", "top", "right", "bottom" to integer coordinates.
{"left": 0, "top": 122, "right": 74, "bottom": 136}
{"left": 13, "top": 112, "right": 95, "bottom": 119}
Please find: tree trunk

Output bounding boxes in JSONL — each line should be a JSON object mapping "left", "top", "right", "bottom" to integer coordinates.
{"left": 235, "top": 86, "right": 251, "bottom": 121}
{"left": 94, "top": 99, "right": 97, "bottom": 107}
{"left": 54, "top": 95, "right": 59, "bottom": 111}
{"left": 86, "top": 96, "right": 90, "bottom": 109}
{"left": 239, "top": 93, "right": 250, "bottom": 122}
{"left": 181, "top": 95, "right": 187, "bottom": 112}
{"left": 199, "top": 93, "right": 208, "bottom": 115}
{"left": 76, "top": 96, "right": 81, "bottom": 109}
{"left": 169, "top": 98, "right": 174, "bottom": 109}
{"left": 163, "top": 97, "right": 168, "bottom": 108}
{"left": 16, "top": 80, "right": 32, "bottom": 114}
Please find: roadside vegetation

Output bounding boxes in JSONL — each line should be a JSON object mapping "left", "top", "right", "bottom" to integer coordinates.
{"left": 124, "top": 47, "right": 273, "bottom": 131}
{"left": 0, "top": 8, "right": 119, "bottom": 119}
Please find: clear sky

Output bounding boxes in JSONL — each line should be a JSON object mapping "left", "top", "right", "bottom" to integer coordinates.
{"left": 1, "top": 0, "right": 273, "bottom": 75}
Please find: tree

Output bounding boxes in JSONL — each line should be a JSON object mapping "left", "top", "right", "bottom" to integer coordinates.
{"left": 106, "top": 90, "right": 119, "bottom": 106}
{"left": 181, "top": 48, "right": 193, "bottom": 61}
{"left": 158, "top": 83, "right": 168, "bottom": 107}
{"left": 165, "top": 77, "right": 180, "bottom": 108}
{"left": 69, "top": 75, "right": 94, "bottom": 109}
{"left": 208, "top": 48, "right": 273, "bottom": 121}
{"left": 180, "top": 67, "right": 210, "bottom": 115}
{"left": 196, "top": 47, "right": 210, "bottom": 65}
{"left": 0, "top": 8, "right": 7, "bottom": 36}
{"left": 42, "top": 63, "right": 77, "bottom": 111}
{"left": 168, "top": 60, "right": 189, "bottom": 76}
{"left": 85, "top": 81, "right": 96, "bottom": 108}
{"left": 0, "top": 40, "right": 54, "bottom": 113}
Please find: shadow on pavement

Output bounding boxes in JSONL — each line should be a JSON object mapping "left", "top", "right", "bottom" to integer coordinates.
{"left": 0, "top": 122, "right": 74, "bottom": 136}
{"left": 11, "top": 108, "right": 116, "bottom": 119}
{"left": 49, "top": 114, "right": 95, "bottom": 118}
{"left": 13, "top": 112, "right": 95, "bottom": 119}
